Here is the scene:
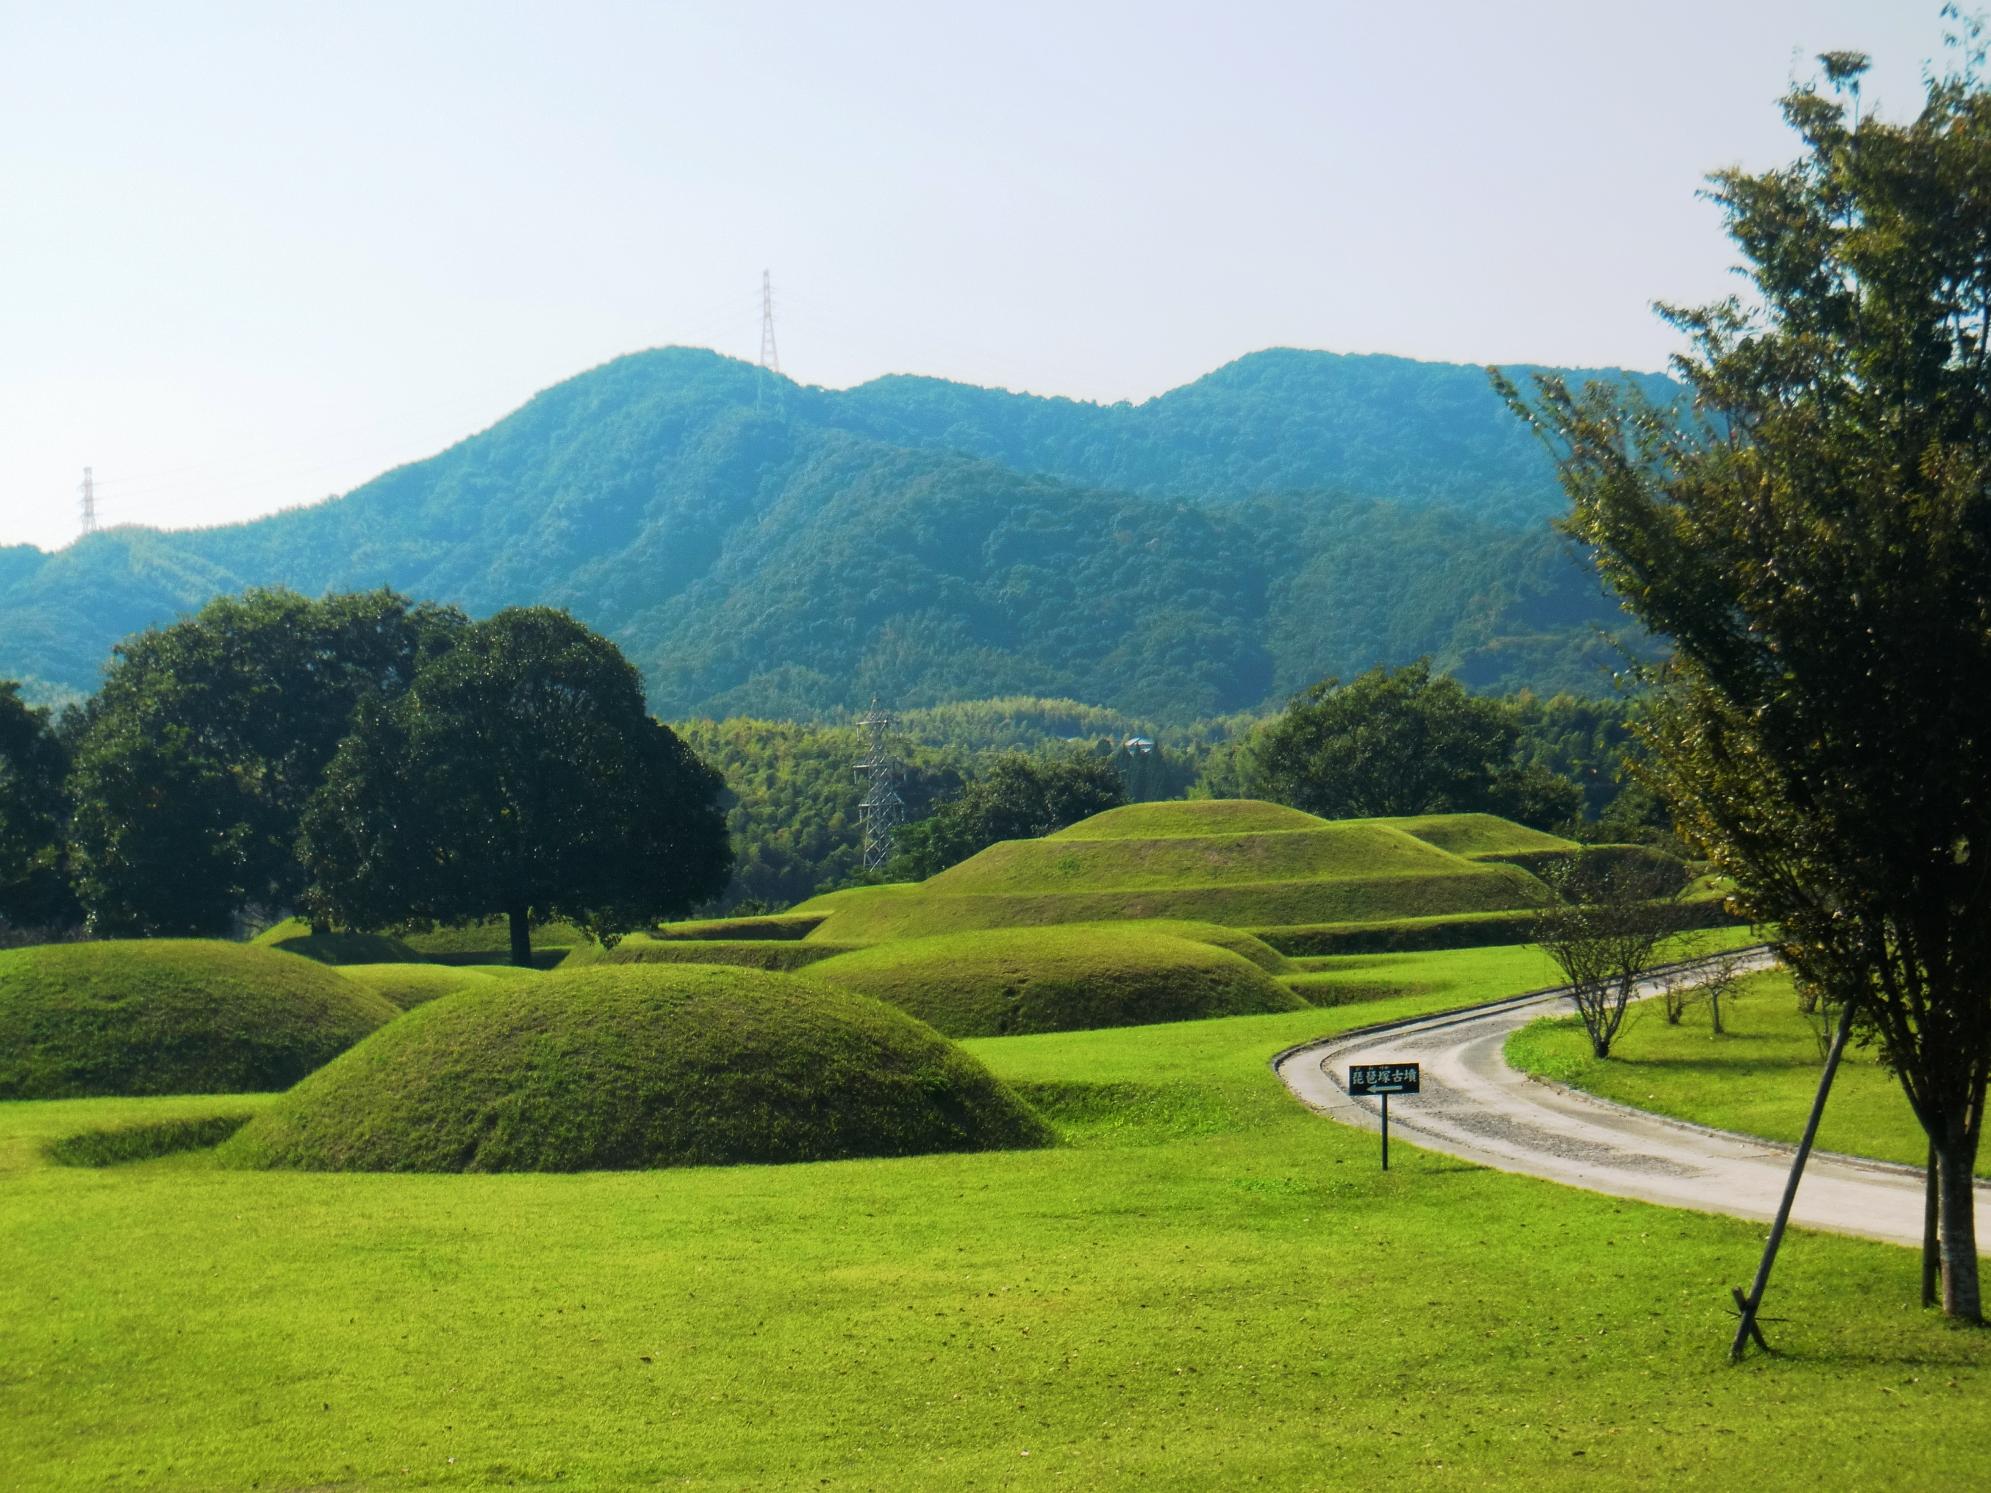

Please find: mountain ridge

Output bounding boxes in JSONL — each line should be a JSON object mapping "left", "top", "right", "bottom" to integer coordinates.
{"left": 0, "top": 346, "right": 1667, "bottom": 713}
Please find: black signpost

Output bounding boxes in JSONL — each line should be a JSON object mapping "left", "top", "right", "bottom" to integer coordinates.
{"left": 1347, "top": 1063, "right": 1420, "bottom": 1170}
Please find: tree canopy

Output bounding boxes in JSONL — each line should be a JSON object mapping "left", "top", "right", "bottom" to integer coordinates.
{"left": 887, "top": 751, "right": 1127, "bottom": 881}
{"left": 64, "top": 589, "right": 463, "bottom": 936}
{"left": 1500, "top": 43, "right": 1991, "bottom": 1319}
{"left": 1241, "top": 662, "right": 1582, "bottom": 828}
{"left": 0, "top": 681, "right": 75, "bottom": 934}
{"left": 301, "top": 607, "right": 732, "bottom": 964}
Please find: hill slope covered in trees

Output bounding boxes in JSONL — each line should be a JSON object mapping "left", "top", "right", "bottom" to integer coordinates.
{"left": 0, "top": 347, "right": 1672, "bottom": 712}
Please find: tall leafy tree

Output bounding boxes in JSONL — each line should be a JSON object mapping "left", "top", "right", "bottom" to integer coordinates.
{"left": 65, "top": 590, "right": 463, "bottom": 935}
{"left": 1245, "top": 661, "right": 1580, "bottom": 826}
{"left": 0, "top": 681, "right": 77, "bottom": 932}
{"left": 887, "top": 751, "right": 1126, "bottom": 880}
{"left": 1499, "top": 46, "right": 1991, "bottom": 1318}
{"left": 302, "top": 608, "right": 732, "bottom": 965}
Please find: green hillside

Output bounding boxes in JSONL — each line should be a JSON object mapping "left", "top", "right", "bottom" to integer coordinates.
{"left": 0, "top": 347, "right": 1667, "bottom": 712}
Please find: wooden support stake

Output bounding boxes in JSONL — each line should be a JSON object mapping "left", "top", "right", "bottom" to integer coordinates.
{"left": 1730, "top": 997, "right": 1856, "bottom": 1363}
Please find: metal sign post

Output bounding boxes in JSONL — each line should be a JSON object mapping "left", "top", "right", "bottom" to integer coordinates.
{"left": 1348, "top": 1063, "right": 1420, "bottom": 1171}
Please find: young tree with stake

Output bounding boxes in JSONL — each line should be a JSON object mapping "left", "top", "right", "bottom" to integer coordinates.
{"left": 1499, "top": 41, "right": 1991, "bottom": 1320}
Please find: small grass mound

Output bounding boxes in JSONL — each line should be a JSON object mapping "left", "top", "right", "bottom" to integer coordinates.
{"left": 807, "top": 926, "right": 1305, "bottom": 1037}
{"left": 333, "top": 962, "right": 501, "bottom": 1010}
{"left": 561, "top": 935, "right": 858, "bottom": 972}
{"left": 399, "top": 919, "right": 591, "bottom": 966}
{"left": 1386, "top": 813, "right": 1578, "bottom": 858}
{"left": 219, "top": 964, "right": 1052, "bottom": 1173}
{"left": 1054, "top": 919, "right": 1294, "bottom": 973}
{"left": 648, "top": 913, "right": 827, "bottom": 941}
{"left": 251, "top": 918, "right": 419, "bottom": 965}
{"left": 46, "top": 1112, "right": 255, "bottom": 1167}
{"left": 0, "top": 941, "right": 397, "bottom": 1099}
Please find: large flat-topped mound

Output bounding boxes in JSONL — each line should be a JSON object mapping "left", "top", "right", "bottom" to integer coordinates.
{"left": 800, "top": 866, "right": 1539, "bottom": 943}
{"left": 791, "top": 801, "right": 1569, "bottom": 945}
{"left": 1049, "top": 799, "right": 1328, "bottom": 840}
{"left": 925, "top": 822, "right": 1466, "bottom": 895}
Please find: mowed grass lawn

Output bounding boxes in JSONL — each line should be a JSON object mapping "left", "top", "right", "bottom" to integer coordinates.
{"left": 3, "top": 971, "right": 1987, "bottom": 1488}
{"left": 1508, "top": 968, "right": 1991, "bottom": 1179}
{"left": 1282, "top": 927, "right": 1760, "bottom": 1007}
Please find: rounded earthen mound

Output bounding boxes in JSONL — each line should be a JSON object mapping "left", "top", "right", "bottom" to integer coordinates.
{"left": 0, "top": 939, "right": 397, "bottom": 1099}
{"left": 219, "top": 963, "right": 1053, "bottom": 1172}
{"left": 808, "top": 925, "right": 1305, "bottom": 1037}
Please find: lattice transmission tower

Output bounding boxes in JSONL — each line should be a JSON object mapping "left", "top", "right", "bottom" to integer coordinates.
{"left": 756, "top": 268, "right": 780, "bottom": 411}
{"left": 853, "top": 698, "right": 906, "bottom": 872}
{"left": 78, "top": 466, "right": 98, "bottom": 537}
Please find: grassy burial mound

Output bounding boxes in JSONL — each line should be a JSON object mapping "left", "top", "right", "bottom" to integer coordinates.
{"left": 796, "top": 799, "right": 1547, "bottom": 943}
{"left": 1100, "top": 919, "right": 1294, "bottom": 973}
{"left": 220, "top": 964, "right": 1052, "bottom": 1172}
{"left": 1383, "top": 812, "right": 1578, "bottom": 860}
{"left": 331, "top": 962, "right": 506, "bottom": 1010}
{"left": 0, "top": 941, "right": 396, "bottom": 1100}
{"left": 807, "top": 924, "right": 1305, "bottom": 1037}
{"left": 1047, "top": 799, "right": 1329, "bottom": 839}
{"left": 645, "top": 912, "right": 827, "bottom": 941}
{"left": 251, "top": 918, "right": 420, "bottom": 965}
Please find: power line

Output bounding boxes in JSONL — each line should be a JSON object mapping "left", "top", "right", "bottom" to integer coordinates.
{"left": 78, "top": 466, "right": 98, "bottom": 537}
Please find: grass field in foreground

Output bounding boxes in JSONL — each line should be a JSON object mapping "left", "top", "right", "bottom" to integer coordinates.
{"left": 3, "top": 944, "right": 1986, "bottom": 1489}
{"left": 1507, "top": 968, "right": 1991, "bottom": 1178}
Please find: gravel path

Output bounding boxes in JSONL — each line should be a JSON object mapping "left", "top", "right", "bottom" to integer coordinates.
{"left": 1275, "top": 953, "right": 1991, "bottom": 1250}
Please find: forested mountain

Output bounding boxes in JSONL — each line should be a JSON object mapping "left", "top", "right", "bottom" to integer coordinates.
{"left": 0, "top": 346, "right": 1672, "bottom": 713}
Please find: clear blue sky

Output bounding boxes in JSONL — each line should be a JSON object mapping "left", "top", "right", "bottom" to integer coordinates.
{"left": 0, "top": 1, "right": 1944, "bottom": 551}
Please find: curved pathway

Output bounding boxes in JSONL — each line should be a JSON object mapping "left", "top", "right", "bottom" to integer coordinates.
{"left": 1275, "top": 953, "right": 1991, "bottom": 1249}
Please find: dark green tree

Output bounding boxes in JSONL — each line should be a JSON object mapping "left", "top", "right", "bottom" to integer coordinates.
{"left": 1246, "top": 661, "right": 1579, "bottom": 826}
{"left": 66, "top": 590, "right": 463, "bottom": 935}
{"left": 1499, "top": 44, "right": 1991, "bottom": 1319}
{"left": 302, "top": 608, "right": 733, "bottom": 965}
{"left": 887, "top": 751, "right": 1126, "bottom": 880}
{"left": 0, "top": 681, "right": 77, "bottom": 933}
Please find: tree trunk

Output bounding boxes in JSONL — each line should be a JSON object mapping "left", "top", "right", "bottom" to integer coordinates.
{"left": 1936, "top": 1127, "right": 1982, "bottom": 1322}
{"left": 1924, "top": 1139, "right": 1941, "bottom": 1310}
{"left": 507, "top": 905, "right": 533, "bottom": 969}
